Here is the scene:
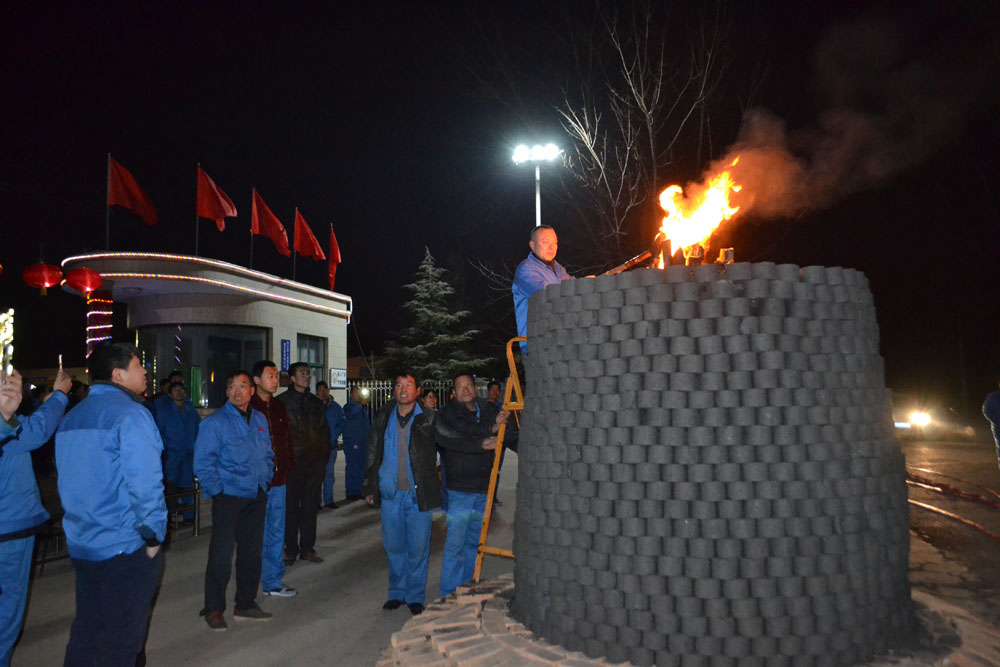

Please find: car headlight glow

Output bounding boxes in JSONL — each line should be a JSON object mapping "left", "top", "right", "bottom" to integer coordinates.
{"left": 909, "top": 411, "right": 932, "bottom": 427}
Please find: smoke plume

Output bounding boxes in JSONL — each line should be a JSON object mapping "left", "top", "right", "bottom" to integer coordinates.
{"left": 691, "top": 7, "right": 997, "bottom": 221}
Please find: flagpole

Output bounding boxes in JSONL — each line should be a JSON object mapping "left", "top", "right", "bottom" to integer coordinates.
{"left": 292, "top": 208, "right": 298, "bottom": 281}
{"left": 249, "top": 189, "right": 254, "bottom": 270}
{"left": 194, "top": 163, "right": 200, "bottom": 257}
{"left": 105, "top": 153, "right": 111, "bottom": 250}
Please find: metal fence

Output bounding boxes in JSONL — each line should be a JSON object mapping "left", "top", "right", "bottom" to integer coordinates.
{"left": 346, "top": 378, "right": 490, "bottom": 426}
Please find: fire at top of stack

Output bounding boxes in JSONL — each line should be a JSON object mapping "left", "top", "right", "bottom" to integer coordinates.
{"left": 657, "top": 157, "right": 742, "bottom": 266}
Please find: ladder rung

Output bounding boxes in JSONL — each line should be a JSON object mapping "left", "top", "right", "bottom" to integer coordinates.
{"left": 480, "top": 545, "right": 514, "bottom": 558}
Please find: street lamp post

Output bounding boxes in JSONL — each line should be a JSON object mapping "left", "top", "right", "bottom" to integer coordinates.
{"left": 513, "top": 143, "right": 561, "bottom": 227}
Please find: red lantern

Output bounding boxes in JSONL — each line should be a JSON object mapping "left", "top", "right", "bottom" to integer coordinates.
{"left": 65, "top": 267, "right": 103, "bottom": 298}
{"left": 22, "top": 262, "right": 63, "bottom": 296}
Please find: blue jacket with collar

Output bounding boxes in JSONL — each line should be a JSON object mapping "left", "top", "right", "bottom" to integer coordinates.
{"left": 512, "top": 252, "right": 572, "bottom": 351}
{"left": 155, "top": 397, "right": 200, "bottom": 453}
{"left": 56, "top": 383, "right": 168, "bottom": 561}
{"left": 0, "top": 391, "right": 68, "bottom": 538}
{"left": 193, "top": 401, "right": 273, "bottom": 499}
{"left": 342, "top": 401, "right": 369, "bottom": 446}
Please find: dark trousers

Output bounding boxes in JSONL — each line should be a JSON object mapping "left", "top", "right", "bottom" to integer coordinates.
{"left": 284, "top": 460, "right": 325, "bottom": 557}
{"left": 64, "top": 546, "right": 162, "bottom": 667}
{"left": 205, "top": 489, "right": 267, "bottom": 612}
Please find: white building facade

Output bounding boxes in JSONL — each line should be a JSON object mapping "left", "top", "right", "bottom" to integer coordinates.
{"left": 61, "top": 252, "right": 351, "bottom": 407}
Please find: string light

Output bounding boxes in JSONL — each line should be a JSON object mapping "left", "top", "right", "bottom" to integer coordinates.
{"left": 95, "top": 272, "right": 351, "bottom": 319}
{"left": 62, "top": 252, "right": 352, "bottom": 304}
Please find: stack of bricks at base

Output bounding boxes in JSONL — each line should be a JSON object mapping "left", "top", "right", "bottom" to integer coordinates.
{"left": 512, "top": 263, "right": 912, "bottom": 667}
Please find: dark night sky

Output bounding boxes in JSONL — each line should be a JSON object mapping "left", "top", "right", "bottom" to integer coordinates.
{"left": 2, "top": 1, "right": 999, "bottom": 417}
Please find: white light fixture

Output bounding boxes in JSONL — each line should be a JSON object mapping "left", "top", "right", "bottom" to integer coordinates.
{"left": 512, "top": 143, "right": 562, "bottom": 227}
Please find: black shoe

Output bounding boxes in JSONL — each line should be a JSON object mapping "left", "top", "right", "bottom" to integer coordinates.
{"left": 324, "top": 501, "right": 338, "bottom": 509}
{"left": 345, "top": 494, "right": 362, "bottom": 502}
{"left": 383, "top": 599, "right": 404, "bottom": 610}
{"left": 408, "top": 602, "right": 425, "bottom": 615}
{"left": 493, "top": 497, "right": 503, "bottom": 507}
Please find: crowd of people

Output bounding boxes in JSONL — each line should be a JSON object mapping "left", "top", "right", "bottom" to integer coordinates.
{"left": 0, "top": 224, "right": 569, "bottom": 665}
{"left": 0, "top": 346, "right": 520, "bottom": 664}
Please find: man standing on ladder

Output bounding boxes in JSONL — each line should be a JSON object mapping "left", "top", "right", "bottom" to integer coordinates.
{"left": 511, "top": 225, "right": 574, "bottom": 355}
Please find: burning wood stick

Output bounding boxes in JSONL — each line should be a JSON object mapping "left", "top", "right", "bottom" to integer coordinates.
{"left": 602, "top": 233, "right": 668, "bottom": 276}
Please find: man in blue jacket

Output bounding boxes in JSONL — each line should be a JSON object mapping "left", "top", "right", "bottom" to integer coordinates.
{"left": 194, "top": 369, "right": 274, "bottom": 631}
{"left": 342, "top": 386, "right": 370, "bottom": 501}
{"left": 363, "top": 374, "right": 440, "bottom": 615}
{"left": 316, "top": 381, "right": 345, "bottom": 508}
{"left": 155, "top": 380, "right": 200, "bottom": 521}
{"left": 1, "top": 367, "right": 68, "bottom": 665}
{"left": 511, "top": 225, "right": 573, "bottom": 354}
{"left": 56, "top": 342, "right": 167, "bottom": 667}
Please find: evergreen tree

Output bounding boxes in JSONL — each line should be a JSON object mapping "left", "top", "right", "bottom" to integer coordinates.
{"left": 380, "top": 248, "right": 493, "bottom": 382}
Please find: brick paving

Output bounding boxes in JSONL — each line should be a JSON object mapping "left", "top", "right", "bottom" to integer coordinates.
{"left": 377, "top": 532, "right": 1000, "bottom": 666}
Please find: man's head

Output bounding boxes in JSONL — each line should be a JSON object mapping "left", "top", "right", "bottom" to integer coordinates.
{"left": 487, "top": 380, "right": 501, "bottom": 403}
{"left": 350, "top": 386, "right": 362, "bottom": 403}
{"left": 316, "top": 381, "right": 330, "bottom": 404}
{"left": 529, "top": 225, "right": 558, "bottom": 263}
{"left": 159, "top": 378, "right": 171, "bottom": 394}
{"left": 89, "top": 342, "right": 147, "bottom": 395}
{"left": 393, "top": 373, "right": 419, "bottom": 410}
{"left": 288, "top": 362, "right": 311, "bottom": 392}
{"left": 226, "top": 370, "right": 254, "bottom": 411}
{"left": 252, "top": 360, "right": 279, "bottom": 397}
{"left": 168, "top": 381, "right": 186, "bottom": 403}
{"left": 453, "top": 373, "right": 477, "bottom": 408}
{"left": 168, "top": 370, "right": 184, "bottom": 384}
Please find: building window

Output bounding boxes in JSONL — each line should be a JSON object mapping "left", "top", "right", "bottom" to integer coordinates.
{"left": 137, "top": 324, "right": 267, "bottom": 408}
{"left": 296, "top": 333, "right": 326, "bottom": 391}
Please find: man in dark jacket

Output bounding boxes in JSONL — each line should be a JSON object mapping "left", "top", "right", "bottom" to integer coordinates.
{"left": 435, "top": 373, "right": 511, "bottom": 597}
{"left": 251, "top": 361, "right": 297, "bottom": 598}
{"left": 277, "top": 362, "right": 331, "bottom": 564}
{"left": 362, "top": 373, "right": 441, "bottom": 616}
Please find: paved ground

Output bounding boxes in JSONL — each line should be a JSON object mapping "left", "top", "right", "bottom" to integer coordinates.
{"left": 14, "top": 442, "right": 1000, "bottom": 666}
{"left": 14, "top": 454, "right": 518, "bottom": 667}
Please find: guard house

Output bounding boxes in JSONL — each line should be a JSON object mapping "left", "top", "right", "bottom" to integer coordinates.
{"left": 61, "top": 252, "right": 351, "bottom": 408}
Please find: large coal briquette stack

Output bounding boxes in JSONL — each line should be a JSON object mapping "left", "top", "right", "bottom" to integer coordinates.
{"left": 511, "top": 262, "right": 912, "bottom": 667}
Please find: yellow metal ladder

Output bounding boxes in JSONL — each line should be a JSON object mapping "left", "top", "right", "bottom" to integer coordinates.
{"left": 472, "top": 336, "right": 525, "bottom": 581}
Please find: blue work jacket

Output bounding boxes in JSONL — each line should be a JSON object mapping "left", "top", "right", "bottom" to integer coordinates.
{"left": 193, "top": 402, "right": 273, "bottom": 499}
{"left": 0, "top": 392, "right": 67, "bottom": 537}
{"left": 155, "top": 398, "right": 200, "bottom": 454}
{"left": 342, "top": 401, "right": 370, "bottom": 446}
{"left": 327, "top": 400, "right": 345, "bottom": 448}
{"left": 56, "top": 383, "right": 167, "bottom": 561}
{"left": 512, "top": 252, "right": 572, "bottom": 351}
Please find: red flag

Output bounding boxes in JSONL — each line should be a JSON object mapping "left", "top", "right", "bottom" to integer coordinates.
{"left": 251, "top": 188, "right": 290, "bottom": 257}
{"left": 293, "top": 209, "right": 325, "bottom": 260}
{"left": 108, "top": 157, "right": 157, "bottom": 225}
{"left": 196, "top": 166, "right": 237, "bottom": 231}
{"left": 328, "top": 225, "right": 341, "bottom": 291}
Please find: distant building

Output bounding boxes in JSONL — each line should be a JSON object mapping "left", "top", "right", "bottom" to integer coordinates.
{"left": 61, "top": 252, "right": 352, "bottom": 408}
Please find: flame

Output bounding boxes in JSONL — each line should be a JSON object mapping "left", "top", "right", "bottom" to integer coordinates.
{"left": 656, "top": 157, "right": 741, "bottom": 266}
